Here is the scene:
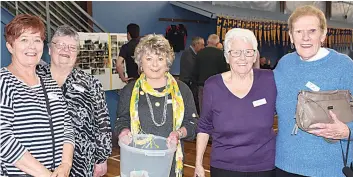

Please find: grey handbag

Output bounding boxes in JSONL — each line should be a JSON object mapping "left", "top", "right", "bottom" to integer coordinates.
{"left": 292, "top": 90, "right": 353, "bottom": 138}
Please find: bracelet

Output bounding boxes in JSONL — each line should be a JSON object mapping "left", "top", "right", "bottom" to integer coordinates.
{"left": 177, "top": 129, "right": 183, "bottom": 139}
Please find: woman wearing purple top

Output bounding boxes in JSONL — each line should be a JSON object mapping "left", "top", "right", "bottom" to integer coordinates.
{"left": 194, "top": 28, "right": 277, "bottom": 177}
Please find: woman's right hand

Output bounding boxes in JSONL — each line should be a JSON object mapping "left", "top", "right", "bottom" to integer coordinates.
{"left": 118, "top": 128, "right": 132, "bottom": 145}
{"left": 194, "top": 164, "right": 205, "bottom": 177}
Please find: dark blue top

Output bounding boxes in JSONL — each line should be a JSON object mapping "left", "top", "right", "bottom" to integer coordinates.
{"left": 197, "top": 69, "right": 277, "bottom": 172}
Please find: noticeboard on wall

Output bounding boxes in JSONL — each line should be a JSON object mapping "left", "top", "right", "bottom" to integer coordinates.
{"left": 77, "top": 32, "right": 129, "bottom": 90}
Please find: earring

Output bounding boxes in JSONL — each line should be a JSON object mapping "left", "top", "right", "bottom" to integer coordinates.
{"left": 321, "top": 42, "right": 324, "bottom": 47}
{"left": 290, "top": 43, "right": 294, "bottom": 49}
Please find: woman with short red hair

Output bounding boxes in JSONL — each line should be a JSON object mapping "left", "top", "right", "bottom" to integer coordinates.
{"left": 0, "top": 14, "right": 74, "bottom": 177}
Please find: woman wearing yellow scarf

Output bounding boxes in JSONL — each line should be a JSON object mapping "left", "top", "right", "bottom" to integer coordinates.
{"left": 115, "top": 34, "right": 198, "bottom": 177}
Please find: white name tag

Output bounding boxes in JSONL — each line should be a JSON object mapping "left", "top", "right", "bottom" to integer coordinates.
{"left": 252, "top": 98, "right": 267, "bottom": 107}
{"left": 305, "top": 81, "right": 320, "bottom": 91}
{"left": 48, "top": 92, "right": 59, "bottom": 100}
{"left": 72, "top": 84, "right": 85, "bottom": 92}
{"left": 167, "top": 99, "right": 172, "bottom": 104}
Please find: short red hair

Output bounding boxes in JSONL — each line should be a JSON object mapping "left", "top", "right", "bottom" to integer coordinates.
{"left": 5, "top": 14, "right": 46, "bottom": 45}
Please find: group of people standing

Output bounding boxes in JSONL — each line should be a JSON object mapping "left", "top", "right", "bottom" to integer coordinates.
{"left": 1, "top": 4, "right": 353, "bottom": 177}
{"left": 1, "top": 15, "right": 111, "bottom": 177}
{"left": 193, "top": 5, "right": 353, "bottom": 177}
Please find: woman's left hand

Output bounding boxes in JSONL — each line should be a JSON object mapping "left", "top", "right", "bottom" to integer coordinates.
{"left": 50, "top": 163, "right": 71, "bottom": 177}
{"left": 93, "top": 161, "right": 107, "bottom": 177}
{"left": 167, "top": 131, "right": 179, "bottom": 149}
{"left": 308, "top": 110, "right": 350, "bottom": 140}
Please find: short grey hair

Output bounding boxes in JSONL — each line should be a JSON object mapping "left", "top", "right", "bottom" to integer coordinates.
{"left": 134, "top": 34, "right": 175, "bottom": 69}
{"left": 207, "top": 34, "right": 220, "bottom": 45}
{"left": 224, "top": 28, "right": 258, "bottom": 52}
{"left": 224, "top": 28, "right": 258, "bottom": 60}
{"left": 50, "top": 25, "right": 79, "bottom": 46}
{"left": 191, "top": 37, "right": 203, "bottom": 47}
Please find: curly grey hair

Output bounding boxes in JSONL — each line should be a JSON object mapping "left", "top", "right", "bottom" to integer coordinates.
{"left": 134, "top": 34, "right": 175, "bottom": 69}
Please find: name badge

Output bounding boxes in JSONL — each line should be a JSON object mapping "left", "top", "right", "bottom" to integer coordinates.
{"left": 253, "top": 98, "right": 267, "bottom": 107}
{"left": 72, "top": 84, "right": 85, "bottom": 92}
{"left": 48, "top": 92, "right": 59, "bottom": 100}
{"left": 305, "top": 81, "right": 320, "bottom": 91}
{"left": 167, "top": 99, "right": 172, "bottom": 104}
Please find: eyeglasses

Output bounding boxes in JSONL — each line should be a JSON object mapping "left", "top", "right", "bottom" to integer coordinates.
{"left": 51, "top": 42, "right": 78, "bottom": 52}
{"left": 228, "top": 49, "right": 256, "bottom": 58}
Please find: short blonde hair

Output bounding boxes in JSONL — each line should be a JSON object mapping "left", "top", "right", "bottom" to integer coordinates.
{"left": 134, "top": 34, "right": 175, "bottom": 69}
{"left": 288, "top": 5, "right": 327, "bottom": 33}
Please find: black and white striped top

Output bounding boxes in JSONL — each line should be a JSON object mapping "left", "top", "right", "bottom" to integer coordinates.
{"left": 0, "top": 67, "right": 75, "bottom": 175}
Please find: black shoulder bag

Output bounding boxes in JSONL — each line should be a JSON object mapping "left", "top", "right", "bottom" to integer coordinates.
{"left": 40, "top": 77, "right": 56, "bottom": 172}
{"left": 342, "top": 129, "right": 353, "bottom": 177}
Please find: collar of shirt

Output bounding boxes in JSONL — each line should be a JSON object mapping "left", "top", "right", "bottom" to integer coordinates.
{"left": 300, "top": 47, "right": 329, "bottom": 62}
{"left": 190, "top": 46, "right": 196, "bottom": 55}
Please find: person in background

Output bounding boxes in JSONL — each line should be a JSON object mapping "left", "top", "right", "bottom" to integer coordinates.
{"left": 1, "top": 14, "right": 74, "bottom": 177}
{"left": 260, "top": 57, "right": 272, "bottom": 69}
{"left": 180, "top": 36, "right": 205, "bottom": 114}
{"left": 274, "top": 5, "right": 353, "bottom": 177}
{"left": 192, "top": 34, "right": 229, "bottom": 112}
{"left": 116, "top": 23, "right": 140, "bottom": 83}
{"left": 195, "top": 28, "right": 276, "bottom": 177}
{"left": 37, "top": 25, "right": 112, "bottom": 177}
{"left": 216, "top": 42, "right": 223, "bottom": 50}
{"left": 116, "top": 34, "right": 198, "bottom": 177}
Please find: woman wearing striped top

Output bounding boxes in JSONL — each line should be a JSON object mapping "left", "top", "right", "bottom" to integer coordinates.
{"left": 0, "top": 14, "right": 74, "bottom": 176}
{"left": 37, "top": 25, "right": 112, "bottom": 177}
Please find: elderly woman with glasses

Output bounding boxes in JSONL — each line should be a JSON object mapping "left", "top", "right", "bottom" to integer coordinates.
{"left": 194, "top": 28, "right": 277, "bottom": 177}
{"left": 37, "top": 25, "right": 112, "bottom": 177}
{"left": 274, "top": 5, "right": 353, "bottom": 177}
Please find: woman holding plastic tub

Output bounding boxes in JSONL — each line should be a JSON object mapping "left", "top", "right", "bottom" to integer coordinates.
{"left": 116, "top": 34, "right": 198, "bottom": 177}
{"left": 274, "top": 5, "right": 353, "bottom": 177}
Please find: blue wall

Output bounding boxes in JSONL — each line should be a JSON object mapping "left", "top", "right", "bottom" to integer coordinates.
{"left": 1, "top": 8, "right": 51, "bottom": 67}
{"left": 1, "top": 8, "right": 13, "bottom": 67}
{"left": 92, "top": 1, "right": 215, "bottom": 75}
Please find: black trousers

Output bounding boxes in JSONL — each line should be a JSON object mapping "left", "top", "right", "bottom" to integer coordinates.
{"left": 275, "top": 167, "right": 308, "bottom": 177}
{"left": 210, "top": 166, "right": 275, "bottom": 177}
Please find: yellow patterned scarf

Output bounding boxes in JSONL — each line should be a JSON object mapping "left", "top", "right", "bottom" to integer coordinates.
{"left": 130, "top": 72, "right": 184, "bottom": 177}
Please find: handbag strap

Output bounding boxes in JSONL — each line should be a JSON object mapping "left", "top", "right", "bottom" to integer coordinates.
{"left": 340, "top": 128, "right": 351, "bottom": 167}
{"left": 39, "top": 77, "right": 56, "bottom": 171}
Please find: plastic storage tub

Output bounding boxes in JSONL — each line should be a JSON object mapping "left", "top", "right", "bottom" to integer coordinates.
{"left": 119, "top": 134, "right": 176, "bottom": 177}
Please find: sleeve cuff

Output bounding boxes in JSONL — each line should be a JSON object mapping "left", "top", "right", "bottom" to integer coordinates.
{"left": 10, "top": 146, "right": 27, "bottom": 165}
{"left": 63, "top": 140, "right": 75, "bottom": 147}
